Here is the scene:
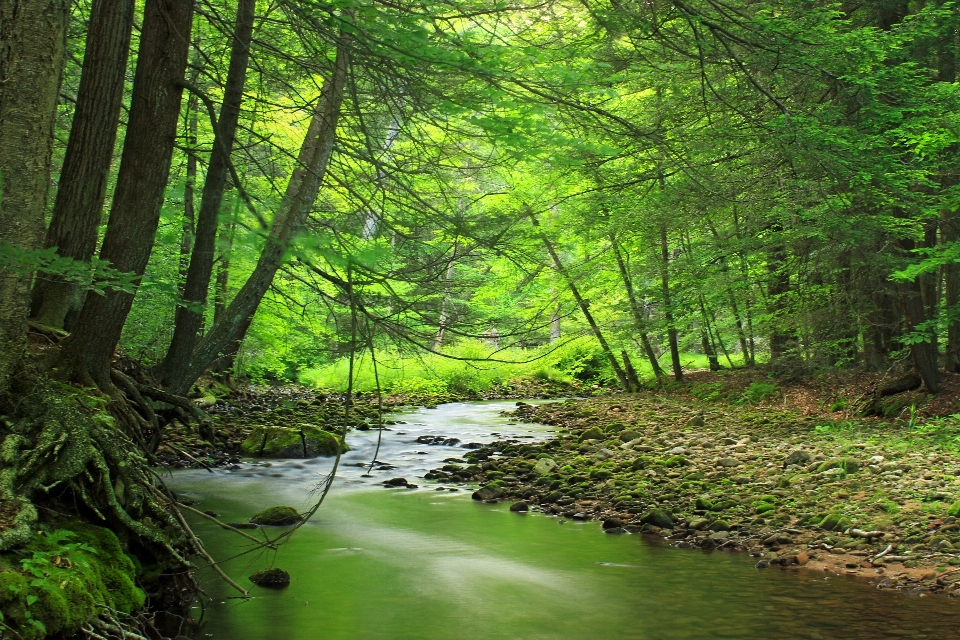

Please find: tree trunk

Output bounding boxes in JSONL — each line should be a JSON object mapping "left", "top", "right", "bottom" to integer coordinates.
{"left": 611, "top": 237, "right": 664, "bottom": 379}
{"left": 698, "top": 295, "right": 721, "bottom": 371}
{"left": 432, "top": 249, "right": 457, "bottom": 350}
{"left": 178, "top": 49, "right": 202, "bottom": 294}
{"left": 659, "top": 222, "right": 683, "bottom": 381}
{"left": 58, "top": 0, "right": 194, "bottom": 388}
{"left": 30, "top": 0, "right": 134, "bottom": 331}
{"left": 530, "top": 209, "right": 632, "bottom": 390}
{"left": 157, "top": 0, "right": 256, "bottom": 387}
{"left": 168, "top": 33, "right": 351, "bottom": 394}
{"left": 767, "top": 242, "right": 795, "bottom": 362}
{"left": 214, "top": 194, "right": 238, "bottom": 324}
{"left": 0, "top": 0, "right": 71, "bottom": 395}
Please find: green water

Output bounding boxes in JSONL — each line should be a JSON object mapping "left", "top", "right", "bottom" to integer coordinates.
{"left": 171, "top": 402, "right": 960, "bottom": 639}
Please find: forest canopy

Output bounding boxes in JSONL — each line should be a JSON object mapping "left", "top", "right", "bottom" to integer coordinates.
{"left": 2, "top": 0, "right": 959, "bottom": 400}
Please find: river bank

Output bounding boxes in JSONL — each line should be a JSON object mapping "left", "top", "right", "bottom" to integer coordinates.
{"left": 425, "top": 393, "right": 960, "bottom": 596}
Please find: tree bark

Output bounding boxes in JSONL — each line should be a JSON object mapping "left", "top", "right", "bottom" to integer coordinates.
{"left": 0, "top": 0, "right": 70, "bottom": 396}
{"left": 659, "top": 222, "right": 683, "bottom": 381}
{"left": 167, "top": 33, "right": 351, "bottom": 394}
{"left": 30, "top": 0, "right": 134, "bottom": 331}
{"left": 157, "top": 0, "right": 256, "bottom": 387}
{"left": 58, "top": 0, "right": 194, "bottom": 388}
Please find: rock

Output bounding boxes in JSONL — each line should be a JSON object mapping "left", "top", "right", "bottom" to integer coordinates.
{"left": 708, "top": 520, "right": 731, "bottom": 532}
{"left": 602, "top": 518, "right": 624, "bottom": 529}
{"left": 510, "top": 501, "right": 529, "bottom": 512}
{"left": 819, "top": 514, "right": 851, "bottom": 531}
{"left": 472, "top": 486, "right": 503, "bottom": 501}
{"left": 604, "top": 527, "right": 626, "bottom": 534}
{"left": 695, "top": 496, "right": 713, "bottom": 510}
{"left": 249, "top": 568, "right": 291, "bottom": 588}
{"left": 240, "top": 424, "right": 346, "bottom": 458}
{"left": 709, "top": 530, "right": 732, "bottom": 541}
{"left": 619, "top": 431, "right": 641, "bottom": 443}
{"left": 595, "top": 448, "right": 615, "bottom": 460}
{"left": 383, "top": 477, "right": 409, "bottom": 487}
{"left": 717, "top": 457, "right": 740, "bottom": 467}
{"left": 783, "top": 450, "right": 812, "bottom": 468}
{"left": 541, "top": 491, "right": 562, "bottom": 504}
{"left": 250, "top": 506, "right": 301, "bottom": 526}
{"left": 533, "top": 458, "right": 557, "bottom": 474}
{"left": 868, "top": 455, "right": 884, "bottom": 465}
{"left": 688, "top": 517, "right": 710, "bottom": 530}
{"left": 640, "top": 509, "right": 674, "bottom": 529}
{"left": 687, "top": 416, "right": 705, "bottom": 427}
{"left": 668, "top": 446, "right": 687, "bottom": 455}
{"left": 755, "top": 560, "right": 770, "bottom": 569}
{"left": 947, "top": 500, "right": 960, "bottom": 517}
{"left": 579, "top": 426, "right": 604, "bottom": 441}
{"left": 816, "top": 458, "right": 859, "bottom": 474}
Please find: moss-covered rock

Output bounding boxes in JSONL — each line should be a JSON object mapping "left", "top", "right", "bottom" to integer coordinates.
{"left": 249, "top": 568, "right": 291, "bottom": 588}
{"left": 819, "top": 514, "right": 851, "bottom": 531}
{"left": 579, "top": 426, "right": 604, "bottom": 441}
{"left": 240, "top": 424, "right": 347, "bottom": 458}
{"left": 0, "top": 525, "right": 145, "bottom": 640}
{"left": 640, "top": 509, "right": 674, "bottom": 529}
{"left": 250, "top": 506, "right": 302, "bottom": 526}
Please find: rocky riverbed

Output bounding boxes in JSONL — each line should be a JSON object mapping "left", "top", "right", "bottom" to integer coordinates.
{"left": 422, "top": 394, "right": 960, "bottom": 596}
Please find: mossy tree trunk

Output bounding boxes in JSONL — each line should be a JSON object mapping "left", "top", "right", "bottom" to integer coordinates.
{"left": 0, "top": 0, "right": 71, "bottom": 397}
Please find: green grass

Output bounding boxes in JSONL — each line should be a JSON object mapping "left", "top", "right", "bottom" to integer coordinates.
{"left": 299, "top": 338, "right": 744, "bottom": 394}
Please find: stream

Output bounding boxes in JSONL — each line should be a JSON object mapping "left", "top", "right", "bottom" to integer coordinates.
{"left": 170, "top": 401, "right": 960, "bottom": 639}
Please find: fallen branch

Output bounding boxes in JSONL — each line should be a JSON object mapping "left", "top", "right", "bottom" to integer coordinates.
{"left": 175, "top": 501, "right": 276, "bottom": 548}
{"left": 165, "top": 445, "right": 214, "bottom": 473}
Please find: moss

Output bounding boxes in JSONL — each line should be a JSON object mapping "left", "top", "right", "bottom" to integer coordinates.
{"left": 0, "top": 524, "right": 145, "bottom": 640}
{"left": 240, "top": 424, "right": 347, "bottom": 458}
{"left": 250, "top": 506, "right": 302, "bottom": 526}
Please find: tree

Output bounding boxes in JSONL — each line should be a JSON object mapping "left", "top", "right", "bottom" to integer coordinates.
{"left": 30, "top": 0, "right": 135, "bottom": 331}
{"left": 0, "top": 0, "right": 71, "bottom": 396}
{"left": 58, "top": 0, "right": 195, "bottom": 389}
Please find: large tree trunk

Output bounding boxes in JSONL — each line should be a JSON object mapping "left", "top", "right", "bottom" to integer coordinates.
{"left": 0, "top": 0, "right": 70, "bottom": 396}
{"left": 167, "top": 34, "right": 351, "bottom": 394}
{"left": 659, "top": 222, "right": 683, "bottom": 381}
{"left": 156, "top": 0, "right": 256, "bottom": 387}
{"left": 58, "top": 0, "right": 194, "bottom": 389}
{"left": 30, "top": 0, "right": 135, "bottom": 331}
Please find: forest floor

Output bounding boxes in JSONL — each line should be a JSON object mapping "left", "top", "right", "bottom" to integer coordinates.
{"left": 164, "top": 367, "right": 960, "bottom": 598}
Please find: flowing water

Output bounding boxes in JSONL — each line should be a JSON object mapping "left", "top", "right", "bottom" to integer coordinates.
{"left": 170, "top": 401, "right": 960, "bottom": 639}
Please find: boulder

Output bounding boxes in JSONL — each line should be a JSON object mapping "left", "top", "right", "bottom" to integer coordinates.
{"left": 509, "top": 501, "right": 529, "bottom": 512}
{"left": 619, "top": 430, "right": 642, "bottom": 443}
{"left": 533, "top": 458, "right": 558, "bottom": 475}
{"left": 240, "top": 424, "right": 347, "bottom": 458}
{"left": 472, "top": 486, "right": 503, "bottom": 501}
{"left": 783, "top": 450, "right": 812, "bottom": 468}
{"left": 250, "top": 506, "right": 301, "bottom": 526}
{"left": 249, "top": 568, "right": 291, "bottom": 588}
{"left": 640, "top": 509, "right": 674, "bottom": 529}
{"left": 579, "top": 426, "right": 604, "bottom": 441}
